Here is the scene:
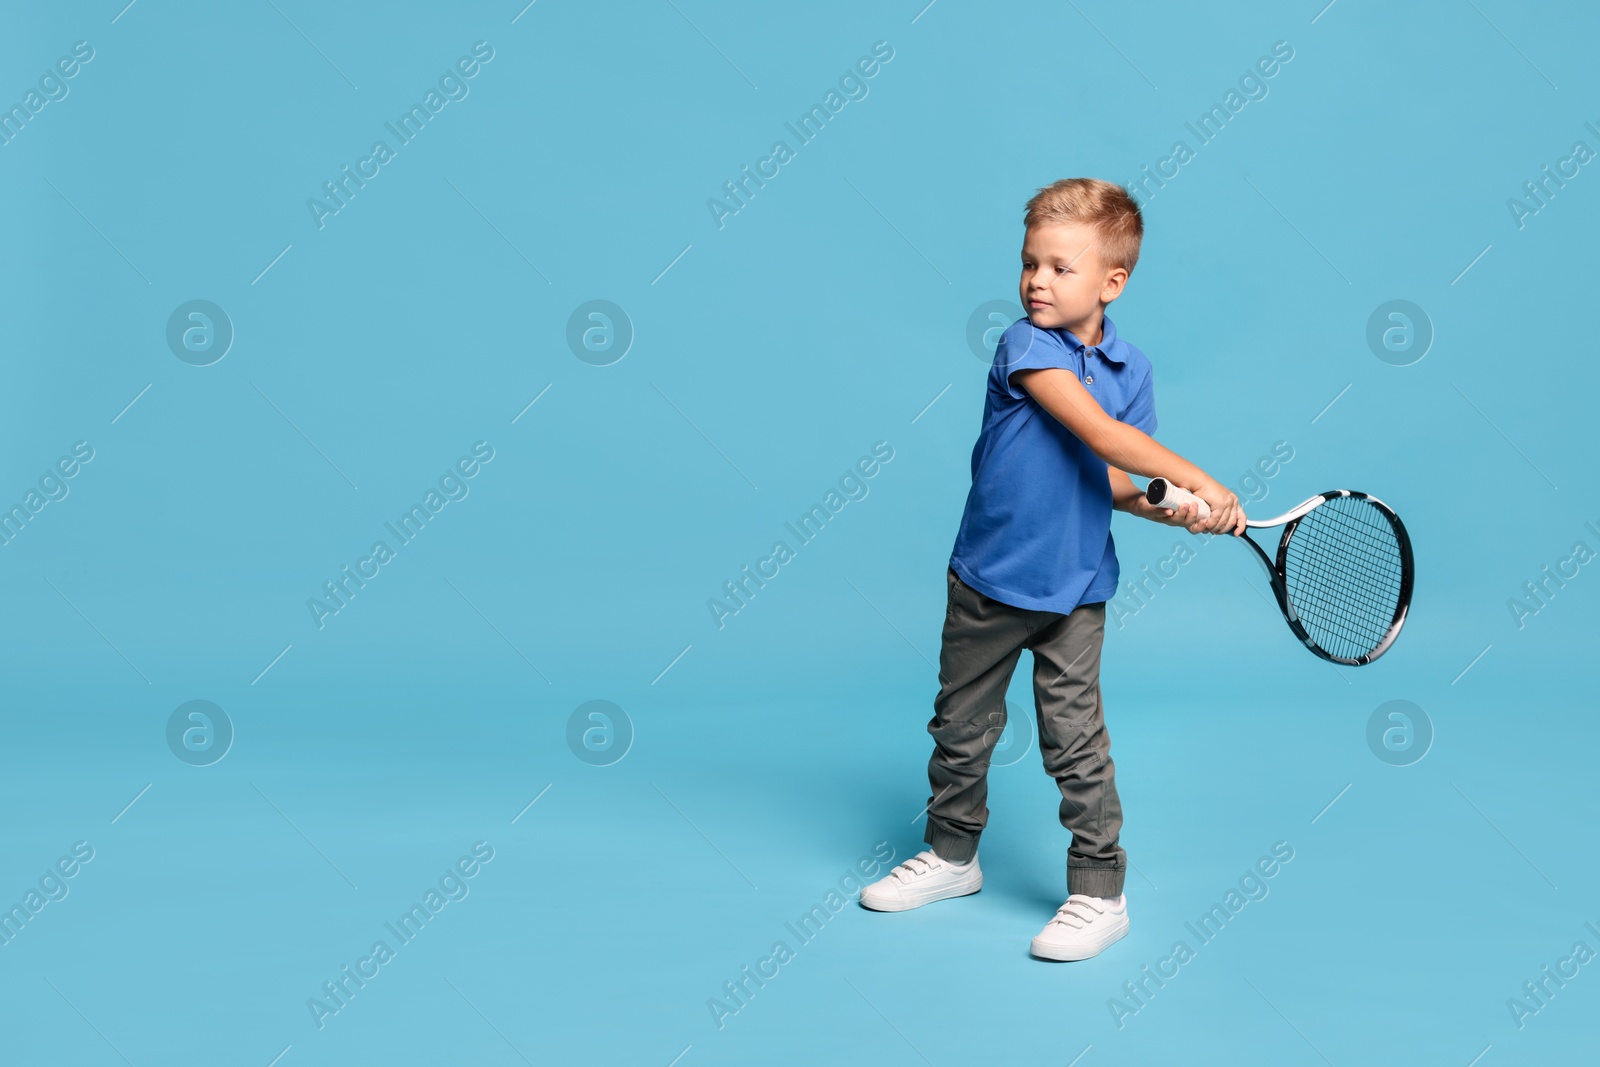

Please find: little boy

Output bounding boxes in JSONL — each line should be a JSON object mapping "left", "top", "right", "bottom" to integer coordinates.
{"left": 861, "top": 178, "right": 1245, "bottom": 961}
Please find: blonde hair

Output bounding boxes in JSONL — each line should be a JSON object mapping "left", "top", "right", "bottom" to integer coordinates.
{"left": 1023, "top": 178, "right": 1144, "bottom": 275}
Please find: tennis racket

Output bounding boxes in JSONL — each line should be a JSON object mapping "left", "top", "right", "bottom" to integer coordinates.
{"left": 1145, "top": 479, "right": 1414, "bottom": 666}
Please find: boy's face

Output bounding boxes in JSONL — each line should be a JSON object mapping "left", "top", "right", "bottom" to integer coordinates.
{"left": 1018, "top": 222, "right": 1128, "bottom": 334}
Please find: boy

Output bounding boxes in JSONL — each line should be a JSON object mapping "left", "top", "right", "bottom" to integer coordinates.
{"left": 861, "top": 178, "right": 1246, "bottom": 961}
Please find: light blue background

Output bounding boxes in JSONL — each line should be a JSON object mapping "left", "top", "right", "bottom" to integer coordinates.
{"left": 1, "top": 1, "right": 1595, "bottom": 1064}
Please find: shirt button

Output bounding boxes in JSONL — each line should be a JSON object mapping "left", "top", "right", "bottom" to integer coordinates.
{"left": 1085, "top": 374, "right": 1094, "bottom": 384}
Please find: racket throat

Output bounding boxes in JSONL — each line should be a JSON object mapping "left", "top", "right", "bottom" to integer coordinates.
{"left": 1238, "top": 530, "right": 1295, "bottom": 615}
{"left": 1238, "top": 530, "right": 1276, "bottom": 581}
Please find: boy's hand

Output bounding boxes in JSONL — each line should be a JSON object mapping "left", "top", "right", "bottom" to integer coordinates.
{"left": 1132, "top": 475, "right": 1246, "bottom": 536}
{"left": 1190, "top": 480, "right": 1246, "bottom": 536}
{"left": 1152, "top": 502, "right": 1209, "bottom": 534}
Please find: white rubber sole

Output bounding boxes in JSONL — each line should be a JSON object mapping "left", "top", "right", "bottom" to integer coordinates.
{"left": 1029, "top": 912, "right": 1129, "bottom": 961}
{"left": 859, "top": 869, "right": 982, "bottom": 912}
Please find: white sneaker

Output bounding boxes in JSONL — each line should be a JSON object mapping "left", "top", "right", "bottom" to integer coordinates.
{"left": 859, "top": 850, "right": 982, "bottom": 912}
{"left": 1030, "top": 894, "right": 1129, "bottom": 961}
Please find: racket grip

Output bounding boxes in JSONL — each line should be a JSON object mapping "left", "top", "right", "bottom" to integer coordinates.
{"left": 1146, "top": 478, "right": 1212, "bottom": 520}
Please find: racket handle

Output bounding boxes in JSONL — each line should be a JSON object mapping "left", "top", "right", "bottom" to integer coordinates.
{"left": 1146, "top": 478, "right": 1212, "bottom": 520}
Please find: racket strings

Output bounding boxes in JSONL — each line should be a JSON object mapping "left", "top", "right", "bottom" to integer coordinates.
{"left": 1280, "top": 497, "right": 1405, "bottom": 661}
{"left": 1287, "top": 510, "right": 1402, "bottom": 639}
{"left": 1292, "top": 513, "right": 1400, "bottom": 620}
{"left": 1287, "top": 544, "right": 1400, "bottom": 658}
{"left": 1284, "top": 504, "right": 1403, "bottom": 657}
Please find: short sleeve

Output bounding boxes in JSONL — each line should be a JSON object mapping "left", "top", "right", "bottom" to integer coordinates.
{"left": 995, "top": 320, "right": 1075, "bottom": 401}
{"left": 1121, "top": 364, "right": 1158, "bottom": 436}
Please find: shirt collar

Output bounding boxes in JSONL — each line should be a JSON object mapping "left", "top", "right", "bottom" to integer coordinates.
{"left": 1057, "top": 313, "right": 1127, "bottom": 364}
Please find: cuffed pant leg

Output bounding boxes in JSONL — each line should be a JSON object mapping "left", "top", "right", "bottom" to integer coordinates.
{"left": 1029, "top": 602, "right": 1127, "bottom": 899}
{"left": 922, "top": 568, "right": 1033, "bottom": 864}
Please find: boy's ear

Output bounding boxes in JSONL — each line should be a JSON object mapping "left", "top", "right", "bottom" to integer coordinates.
{"left": 1100, "top": 266, "right": 1129, "bottom": 303}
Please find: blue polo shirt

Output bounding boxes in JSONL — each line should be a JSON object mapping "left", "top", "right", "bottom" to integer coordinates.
{"left": 949, "top": 314, "right": 1157, "bottom": 613}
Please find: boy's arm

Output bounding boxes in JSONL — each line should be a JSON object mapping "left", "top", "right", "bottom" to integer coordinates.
{"left": 1108, "top": 465, "right": 1146, "bottom": 513}
{"left": 1014, "top": 366, "right": 1244, "bottom": 535}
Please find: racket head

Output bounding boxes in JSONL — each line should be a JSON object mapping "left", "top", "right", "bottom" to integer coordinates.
{"left": 1269, "top": 490, "right": 1414, "bottom": 666}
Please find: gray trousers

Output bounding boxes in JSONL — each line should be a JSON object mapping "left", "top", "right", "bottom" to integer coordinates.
{"left": 923, "top": 567, "right": 1126, "bottom": 898}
